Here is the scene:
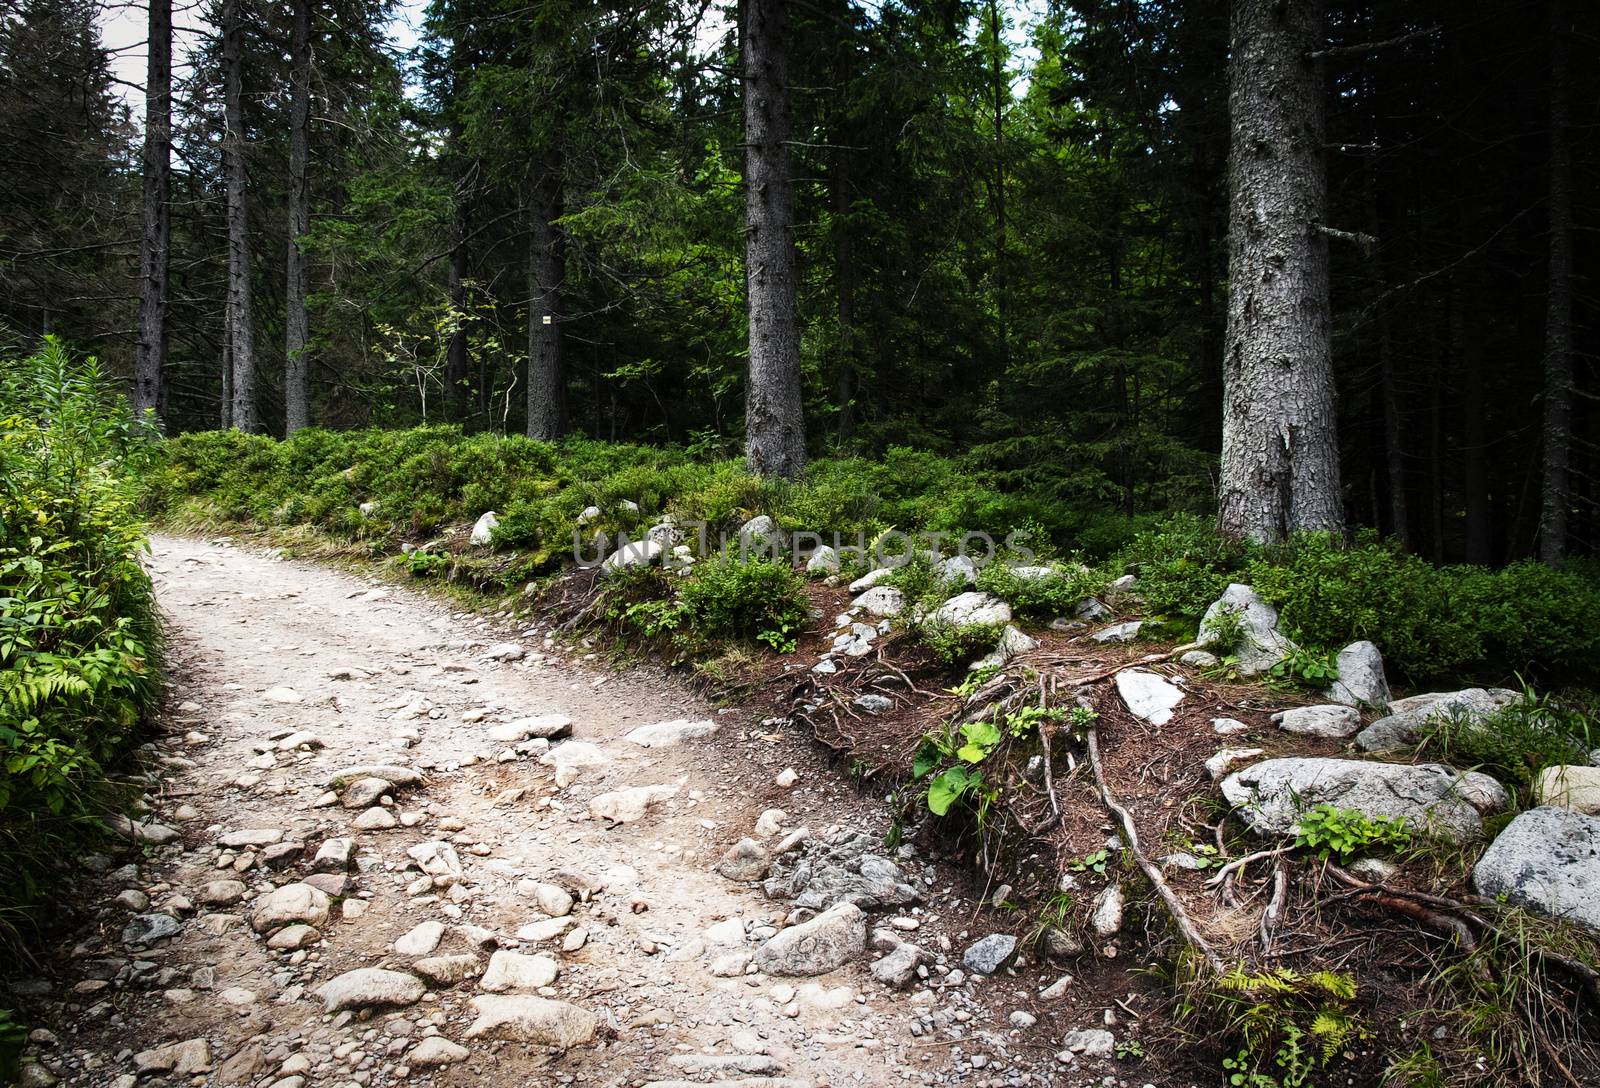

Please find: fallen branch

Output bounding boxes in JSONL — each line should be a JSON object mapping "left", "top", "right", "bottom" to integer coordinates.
{"left": 1205, "top": 845, "right": 1296, "bottom": 888}
{"left": 1068, "top": 642, "right": 1202, "bottom": 688}
{"left": 1086, "top": 726, "right": 1224, "bottom": 974}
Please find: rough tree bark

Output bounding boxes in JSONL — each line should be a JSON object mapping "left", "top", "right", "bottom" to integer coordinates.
{"left": 741, "top": 0, "right": 806, "bottom": 480}
{"left": 832, "top": 143, "right": 856, "bottom": 441}
{"left": 1538, "top": 0, "right": 1573, "bottom": 565}
{"left": 283, "top": 0, "right": 312, "bottom": 434}
{"left": 132, "top": 0, "right": 170, "bottom": 420}
{"left": 986, "top": 0, "right": 1008, "bottom": 370}
{"left": 526, "top": 151, "right": 565, "bottom": 441}
{"left": 223, "top": 0, "right": 257, "bottom": 432}
{"left": 1216, "top": 0, "right": 1343, "bottom": 542}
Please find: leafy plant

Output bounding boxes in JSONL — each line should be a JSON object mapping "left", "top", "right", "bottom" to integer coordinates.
{"left": 403, "top": 548, "right": 450, "bottom": 577}
{"left": 1269, "top": 645, "right": 1340, "bottom": 688}
{"left": 1294, "top": 804, "right": 1411, "bottom": 862}
{"left": 1070, "top": 848, "right": 1111, "bottom": 876}
{"left": 1412, "top": 685, "right": 1595, "bottom": 795}
{"left": 1182, "top": 967, "right": 1364, "bottom": 1088}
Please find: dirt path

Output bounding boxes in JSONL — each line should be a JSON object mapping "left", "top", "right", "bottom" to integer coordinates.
{"left": 10, "top": 535, "right": 1097, "bottom": 1088}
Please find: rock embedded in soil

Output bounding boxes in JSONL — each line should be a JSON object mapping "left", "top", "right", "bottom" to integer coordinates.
{"left": 1206, "top": 747, "right": 1265, "bottom": 781}
{"left": 760, "top": 828, "right": 918, "bottom": 910}
{"left": 1090, "top": 884, "right": 1125, "bottom": 937}
{"left": 132, "top": 1039, "right": 211, "bottom": 1075}
{"left": 589, "top": 782, "right": 679, "bottom": 824}
{"left": 122, "top": 913, "right": 182, "bottom": 946}
{"left": 1091, "top": 621, "right": 1143, "bottom": 644}
{"left": 464, "top": 995, "right": 599, "bottom": 1048}
{"left": 340, "top": 776, "right": 394, "bottom": 808}
{"left": 394, "top": 920, "right": 446, "bottom": 956}
{"left": 413, "top": 954, "right": 482, "bottom": 986}
{"left": 717, "top": 838, "right": 772, "bottom": 882}
{"left": 1325, "top": 640, "right": 1391, "bottom": 708}
{"left": 931, "top": 591, "right": 1012, "bottom": 628}
{"left": 1272, "top": 704, "right": 1361, "bottom": 738}
{"left": 961, "top": 933, "right": 1018, "bottom": 976}
{"left": 1474, "top": 806, "right": 1600, "bottom": 931}
{"left": 752, "top": 902, "right": 867, "bottom": 976}
{"left": 1197, "top": 584, "right": 1297, "bottom": 675}
{"left": 479, "top": 950, "right": 559, "bottom": 992}
{"left": 249, "top": 882, "right": 331, "bottom": 933}
{"left": 623, "top": 718, "right": 718, "bottom": 748}
{"left": 1221, "top": 757, "right": 1507, "bottom": 842}
{"left": 324, "top": 764, "right": 425, "bottom": 789}
{"left": 1115, "top": 669, "right": 1184, "bottom": 726}
{"left": 1060, "top": 1028, "right": 1116, "bottom": 1059}
{"left": 850, "top": 586, "right": 905, "bottom": 618}
{"left": 314, "top": 967, "right": 426, "bottom": 1012}
{"left": 1533, "top": 765, "right": 1600, "bottom": 814}
{"left": 1354, "top": 688, "right": 1520, "bottom": 752}
{"left": 539, "top": 741, "right": 612, "bottom": 788}
{"left": 408, "top": 1037, "right": 470, "bottom": 1067}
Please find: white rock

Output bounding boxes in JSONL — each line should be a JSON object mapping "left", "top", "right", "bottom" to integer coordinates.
{"left": 394, "top": 920, "right": 446, "bottom": 956}
{"left": 1205, "top": 747, "right": 1265, "bottom": 781}
{"left": 1090, "top": 884, "right": 1124, "bottom": 937}
{"left": 589, "top": 783, "right": 679, "bottom": 824}
{"left": 752, "top": 903, "right": 866, "bottom": 976}
{"left": 602, "top": 539, "right": 662, "bottom": 573}
{"left": 1325, "top": 640, "right": 1391, "bottom": 708}
{"left": 1272, "top": 704, "right": 1361, "bottom": 738}
{"left": 1114, "top": 669, "right": 1184, "bottom": 726}
{"left": 1197, "top": 584, "right": 1297, "bottom": 675}
{"left": 464, "top": 995, "right": 599, "bottom": 1048}
{"left": 851, "top": 586, "right": 906, "bottom": 618}
{"left": 1091, "top": 621, "right": 1143, "bottom": 644}
{"left": 538, "top": 741, "right": 611, "bottom": 788}
{"left": 932, "top": 592, "right": 1012, "bottom": 628}
{"left": 479, "top": 950, "right": 559, "bottom": 992}
{"left": 250, "top": 883, "right": 330, "bottom": 933}
{"left": 624, "top": 718, "right": 718, "bottom": 748}
{"left": 408, "top": 1037, "right": 469, "bottom": 1067}
{"left": 314, "top": 968, "right": 426, "bottom": 1011}
{"left": 470, "top": 511, "right": 499, "bottom": 546}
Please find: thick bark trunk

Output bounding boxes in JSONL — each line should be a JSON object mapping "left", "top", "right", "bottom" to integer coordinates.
{"left": 1538, "top": 0, "right": 1573, "bottom": 565}
{"left": 1216, "top": 0, "right": 1342, "bottom": 542}
{"left": 986, "top": 0, "right": 1008, "bottom": 370}
{"left": 223, "top": 0, "right": 257, "bottom": 432}
{"left": 741, "top": 0, "right": 806, "bottom": 480}
{"left": 526, "top": 151, "right": 565, "bottom": 441}
{"left": 283, "top": 0, "right": 312, "bottom": 434}
{"left": 133, "top": 0, "right": 171, "bottom": 420}
{"left": 832, "top": 144, "right": 856, "bottom": 441}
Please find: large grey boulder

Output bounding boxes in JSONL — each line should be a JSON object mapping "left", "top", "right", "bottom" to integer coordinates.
{"left": 851, "top": 586, "right": 906, "bottom": 618}
{"left": 1198, "top": 584, "right": 1297, "bottom": 676}
{"left": 931, "top": 592, "right": 1012, "bottom": 628}
{"left": 1272, "top": 704, "right": 1361, "bottom": 739}
{"left": 1220, "top": 757, "right": 1507, "bottom": 842}
{"left": 1474, "top": 807, "right": 1600, "bottom": 931}
{"left": 752, "top": 902, "right": 867, "bottom": 976}
{"left": 1325, "top": 641, "right": 1391, "bottom": 708}
{"left": 737, "top": 515, "right": 788, "bottom": 554}
{"left": 1354, "top": 688, "right": 1521, "bottom": 752}
{"left": 760, "top": 827, "right": 919, "bottom": 910}
{"left": 847, "top": 566, "right": 898, "bottom": 593}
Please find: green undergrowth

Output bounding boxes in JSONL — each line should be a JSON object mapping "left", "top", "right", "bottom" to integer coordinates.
{"left": 0, "top": 341, "right": 162, "bottom": 1047}
{"left": 150, "top": 427, "right": 1600, "bottom": 687}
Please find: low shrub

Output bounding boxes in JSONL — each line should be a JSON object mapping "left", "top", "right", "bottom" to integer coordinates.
{"left": 1412, "top": 688, "right": 1597, "bottom": 796}
{"left": 1114, "top": 513, "right": 1249, "bottom": 621}
{"left": 975, "top": 562, "right": 1105, "bottom": 619}
{"left": 677, "top": 554, "right": 809, "bottom": 653}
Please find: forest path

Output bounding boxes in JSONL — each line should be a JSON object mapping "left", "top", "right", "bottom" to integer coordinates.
{"left": 31, "top": 534, "right": 1017, "bottom": 1087}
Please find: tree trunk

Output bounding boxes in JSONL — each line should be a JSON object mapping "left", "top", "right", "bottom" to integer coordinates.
{"left": 283, "top": 0, "right": 312, "bottom": 434}
{"left": 132, "top": 0, "right": 170, "bottom": 421}
{"left": 1216, "top": 0, "right": 1342, "bottom": 542}
{"left": 526, "top": 151, "right": 565, "bottom": 441}
{"left": 1538, "top": 0, "right": 1573, "bottom": 565}
{"left": 445, "top": 199, "right": 470, "bottom": 420}
{"left": 741, "top": 0, "right": 806, "bottom": 480}
{"left": 223, "top": 0, "right": 257, "bottom": 433}
{"left": 832, "top": 143, "right": 856, "bottom": 441}
{"left": 986, "top": 0, "right": 1008, "bottom": 370}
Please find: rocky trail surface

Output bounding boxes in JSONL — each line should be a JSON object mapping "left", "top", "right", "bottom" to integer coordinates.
{"left": 10, "top": 536, "right": 1113, "bottom": 1088}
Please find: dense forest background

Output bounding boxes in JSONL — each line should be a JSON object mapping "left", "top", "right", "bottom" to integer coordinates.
{"left": 2, "top": 0, "right": 1597, "bottom": 562}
